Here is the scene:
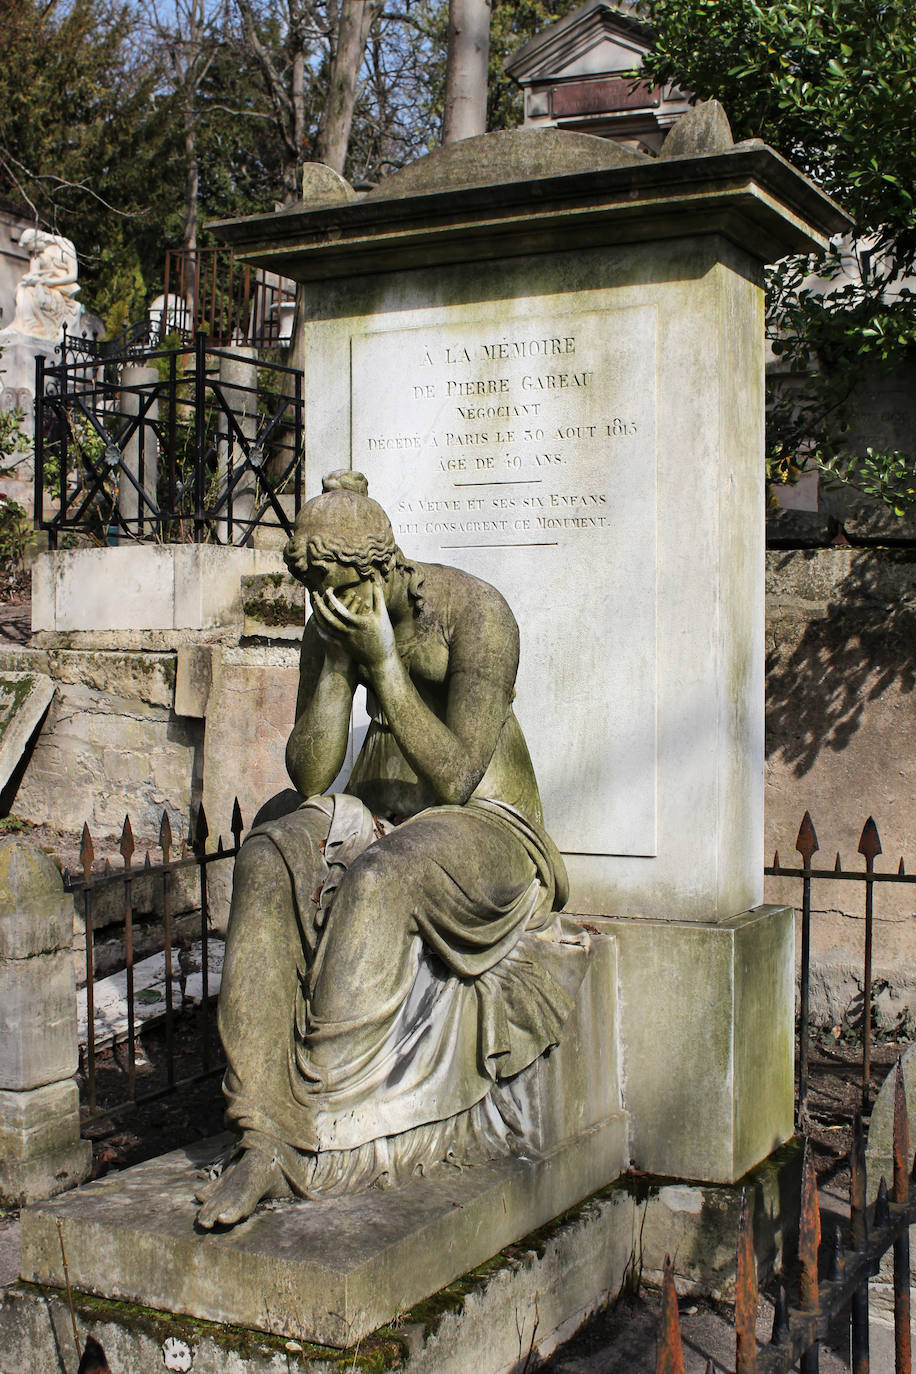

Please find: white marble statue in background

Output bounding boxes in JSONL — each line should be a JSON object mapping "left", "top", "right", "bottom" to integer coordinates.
{"left": 0, "top": 229, "right": 82, "bottom": 340}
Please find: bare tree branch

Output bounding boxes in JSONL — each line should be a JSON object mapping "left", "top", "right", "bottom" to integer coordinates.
{"left": 0, "top": 149, "right": 148, "bottom": 218}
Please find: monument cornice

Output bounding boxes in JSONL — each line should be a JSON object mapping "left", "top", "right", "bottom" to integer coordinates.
{"left": 210, "top": 146, "right": 851, "bottom": 284}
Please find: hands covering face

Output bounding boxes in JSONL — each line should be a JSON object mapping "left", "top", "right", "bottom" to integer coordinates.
{"left": 310, "top": 572, "right": 396, "bottom": 671}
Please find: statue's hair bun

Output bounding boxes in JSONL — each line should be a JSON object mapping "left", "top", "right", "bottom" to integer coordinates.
{"left": 322, "top": 470, "right": 369, "bottom": 496}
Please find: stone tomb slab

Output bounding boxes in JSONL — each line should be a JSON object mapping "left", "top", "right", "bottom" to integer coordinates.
{"left": 0, "top": 670, "right": 53, "bottom": 796}
{"left": 20, "top": 1111, "right": 627, "bottom": 1348}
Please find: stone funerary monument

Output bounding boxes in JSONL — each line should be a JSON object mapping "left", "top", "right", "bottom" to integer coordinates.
{"left": 9, "top": 107, "right": 849, "bottom": 1371}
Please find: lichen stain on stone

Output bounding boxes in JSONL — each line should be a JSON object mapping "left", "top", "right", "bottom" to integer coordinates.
{"left": 0, "top": 675, "right": 35, "bottom": 743}
{"left": 14, "top": 1282, "right": 409, "bottom": 1369}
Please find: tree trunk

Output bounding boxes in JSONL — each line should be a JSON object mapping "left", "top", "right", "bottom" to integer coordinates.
{"left": 182, "top": 99, "right": 199, "bottom": 254}
{"left": 442, "top": 0, "right": 491, "bottom": 144}
{"left": 314, "top": 0, "right": 380, "bottom": 175}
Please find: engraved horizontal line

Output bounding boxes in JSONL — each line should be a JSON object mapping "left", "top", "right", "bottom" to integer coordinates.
{"left": 451, "top": 480, "right": 543, "bottom": 487}
{"left": 441, "top": 541, "right": 558, "bottom": 549}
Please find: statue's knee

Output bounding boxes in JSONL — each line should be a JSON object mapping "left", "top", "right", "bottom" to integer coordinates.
{"left": 231, "top": 836, "right": 284, "bottom": 895}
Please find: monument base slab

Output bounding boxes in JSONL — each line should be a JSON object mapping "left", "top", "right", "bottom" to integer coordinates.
{"left": 20, "top": 1108, "right": 628, "bottom": 1350}
{"left": 2, "top": 1144, "right": 805, "bottom": 1374}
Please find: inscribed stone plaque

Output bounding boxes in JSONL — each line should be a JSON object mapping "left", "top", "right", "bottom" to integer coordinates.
{"left": 352, "top": 306, "right": 657, "bottom": 856}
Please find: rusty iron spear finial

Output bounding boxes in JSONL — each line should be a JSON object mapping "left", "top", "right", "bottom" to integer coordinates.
{"left": 79, "top": 822, "right": 94, "bottom": 885}
{"left": 119, "top": 814, "right": 134, "bottom": 868}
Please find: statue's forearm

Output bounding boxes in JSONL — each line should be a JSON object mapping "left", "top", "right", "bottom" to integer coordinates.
{"left": 370, "top": 655, "right": 483, "bottom": 806}
{"left": 285, "top": 665, "right": 353, "bottom": 796}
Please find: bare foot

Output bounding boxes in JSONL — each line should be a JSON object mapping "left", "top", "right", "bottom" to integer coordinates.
{"left": 196, "top": 1148, "right": 285, "bottom": 1229}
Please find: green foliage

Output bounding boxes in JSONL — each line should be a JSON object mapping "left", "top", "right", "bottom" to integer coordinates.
{"left": 642, "top": 0, "right": 916, "bottom": 512}
{"left": 0, "top": 406, "right": 31, "bottom": 473}
{"left": 0, "top": 1, "right": 184, "bottom": 327}
{"left": 643, "top": 0, "right": 916, "bottom": 262}
{"left": 0, "top": 494, "right": 33, "bottom": 565}
{"left": 0, "top": 815, "right": 30, "bottom": 835}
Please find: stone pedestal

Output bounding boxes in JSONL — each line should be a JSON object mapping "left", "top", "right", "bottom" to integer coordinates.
{"left": 0, "top": 836, "right": 90, "bottom": 1205}
{"left": 117, "top": 364, "right": 159, "bottom": 539}
{"left": 599, "top": 904, "right": 795, "bottom": 1183}
{"left": 217, "top": 345, "right": 258, "bottom": 537}
{"left": 0, "top": 333, "right": 47, "bottom": 517}
{"left": 31, "top": 544, "right": 285, "bottom": 636}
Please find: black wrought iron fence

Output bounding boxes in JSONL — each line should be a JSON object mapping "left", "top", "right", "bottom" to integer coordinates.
{"left": 34, "top": 331, "right": 303, "bottom": 547}
{"left": 765, "top": 813, "right": 916, "bottom": 1122}
{"left": 66, "top": 801, "right": 243, "bottom": 1125}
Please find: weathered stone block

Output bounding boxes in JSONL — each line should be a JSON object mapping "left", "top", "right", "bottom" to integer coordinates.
{"left": 0, "top": 838, "right": 90, "bottom": 1205}
{"left": 638, "top": 1140, "right": 802, "bottom": 1300}
{"left": 0, "top": 839, "right": 79, "bottom": 1092}
{"left": 12, "top": 671, "right": 201, "bottom": 837}
{"left": 597, "top": 904, "right": 794, "bottom": 1182}
{"left": 174, "top": 644, "right": 213, "bottom": 718}
{"left": 240, "top": 571, "right": 305, "bottom": 640}
{"left": 32, "top": 545, "right": 286, "bottom": 633}
{"left": 0, "top": 1137, "right": 91, "bottom": 1209}
{"left": 0, "top": 837, "right": 72, "bottom": 959}
{"left": 0, "top": 1080, "right": 81, "bottom": 1162}
{"left": 0, "top": 670, "right": 54, "bottom": 798}
{"left": 0, "top": 945, "right": 78, "bottom": 1091}
{"left": 201, "top": 644, "right": 300, "bottom": 928}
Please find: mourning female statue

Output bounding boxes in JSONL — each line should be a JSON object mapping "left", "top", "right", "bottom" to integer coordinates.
{"left": 196, "top": 471, "right": 588, "bottom": 1229}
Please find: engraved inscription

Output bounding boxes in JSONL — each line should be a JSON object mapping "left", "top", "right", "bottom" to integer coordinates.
{"left": 351, "top": 307, "right": 657, "bottom": 857}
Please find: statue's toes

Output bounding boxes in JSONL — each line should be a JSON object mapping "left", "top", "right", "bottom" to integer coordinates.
{"left": 195, "top": 1194, "right": 221, "bottom": 1229}
{"left": 194, "top": 1172, "right": 220, "bottom": 1204}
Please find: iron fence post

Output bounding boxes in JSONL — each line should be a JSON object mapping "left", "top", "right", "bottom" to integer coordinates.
{"left": 33, "top": 352, "right": 45, "bottom": 536}
{"left": 796, "top": 813, "right": 819, "bottom": 1124}
{"left": 194, "top": 330, "right": 207, "bottom": 542}
{"left": 858, "top": 818, "right": 882, "bottom": 1104}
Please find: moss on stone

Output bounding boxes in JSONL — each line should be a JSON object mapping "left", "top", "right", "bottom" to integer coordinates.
{"left": 14, "top": 1283, "right": 408, "bottom": 1369}
{"left": 242, "top": 596, "right": 303, "bottom": 627}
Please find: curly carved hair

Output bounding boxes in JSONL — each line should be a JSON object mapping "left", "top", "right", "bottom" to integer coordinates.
{"left": 284, "top": 471, "right": 396, "bottom": 573}
{"left": 283, "top": 472, "right": 426, "bottom": 614}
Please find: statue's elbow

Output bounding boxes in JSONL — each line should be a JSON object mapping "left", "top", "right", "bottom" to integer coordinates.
{"left": 440, "top": 767, "right": 483, "bottom": 807}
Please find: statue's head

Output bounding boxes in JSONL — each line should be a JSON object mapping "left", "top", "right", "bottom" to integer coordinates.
{"left": 284, "top": 471, "right": 398, "bottom": 589}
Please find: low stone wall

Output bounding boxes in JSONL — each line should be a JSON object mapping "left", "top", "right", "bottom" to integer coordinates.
{"left": 0, "top": 643, "right": 198, "bottom": 839}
